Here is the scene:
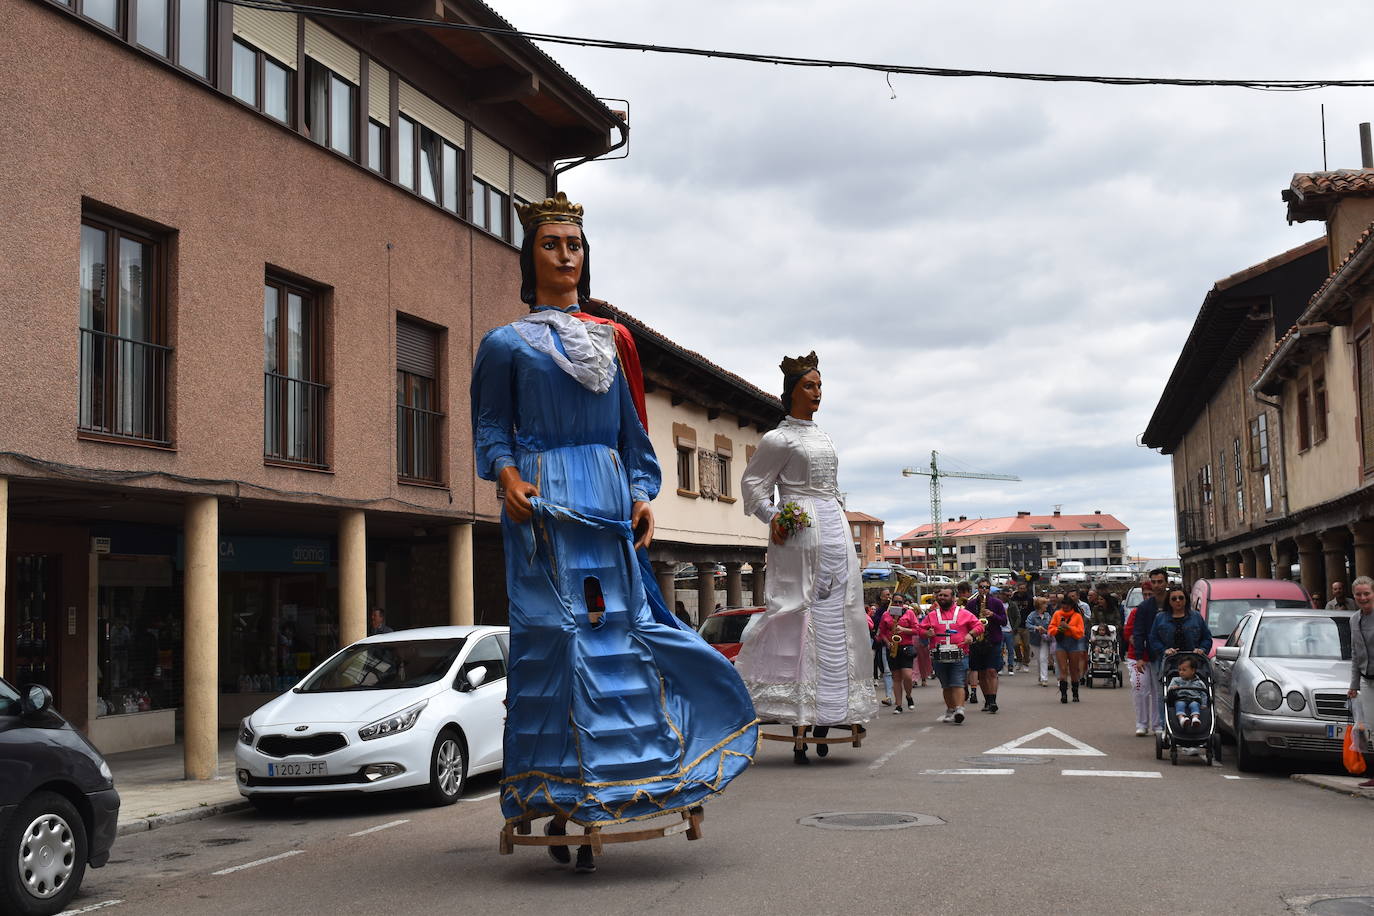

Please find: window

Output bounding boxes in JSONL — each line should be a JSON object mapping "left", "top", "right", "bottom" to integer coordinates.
{"left": 1359, "top": 331, "right": 1374, "bottom": 473}
{"left": 960, "top": 545, "right": 976, "bottom": 554}
{"left": 264, "top": 276, "right": 327, "bottom": 467}
{"left": 472, "top": 177, "right": 509, "bottom": 240}
{"left": 512, "top": 197, "right": 529, "bottom": 247}
{"left": 1250, "top": 414, "right": 1270, "bottom": 468}
{"left": 716, "top": 454, "right": 731, "bottom": 498}
{"left": 396, "top": 318, "right": 443, "bottom": 483}
{"left": 676, "top": 446, "right": 694, "bottom": 492}
{"left": 131, "top": 0, "right": 209, "bottom": 76}
{"left": 306, "top": 59, "right": 355, "bottom": 157}
{"left": 1200, "top": 464, "right": 1212, "bottom": 504}
{"left": 458, "top": 636, "right": 507, "bottom": 687}
{"left": 231, "top": 39, "right": 291, "bottom": 123}
{"left": 78, "top": 0, "right": 120, "bottom": 31}
{"left": 366, "top": 119, "right": 387, "bottom": 174}
{"left": 397, "top": 116, "right": 462, "bottom": 214}
{"left": 1313, "top": 371, "right": 1328, "bottom": 443}
{"left": 1297, "top": 385, "right": 1312, "bottom": 451}
{"left": 78, "top": 213, "right": 171, "bottom": 445}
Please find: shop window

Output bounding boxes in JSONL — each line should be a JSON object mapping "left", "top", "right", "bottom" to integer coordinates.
{"left": 221, "top": 556, "right": 338, "bottom": 696}
{"left": 78, "top": 212, "right": 172, "bottom": 445}
{"left": 264, "top": 275, "right": 329, "bottom": 468}
{"left": 97, "top": 554, "right": 180, "bottom": 716}
{"left": 397, "top": 317, "right": 444, "bottom": 484}
{"left": 232, "top": 37, "right": 291, "bottom": 123}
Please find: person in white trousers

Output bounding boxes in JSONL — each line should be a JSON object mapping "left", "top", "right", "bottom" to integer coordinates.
{"left": 1125, "top": 604, "right": 1156, "bottom": 736}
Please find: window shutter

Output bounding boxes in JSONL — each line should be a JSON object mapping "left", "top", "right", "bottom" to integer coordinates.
{"left": 472, "top": 130, "right": 510, "bottom": 192}
{"left": 397, "top": 319, "right": 438, "bottom": 379}
{"left": 232, "top": 3, "right": 297, "bottom": 69}
{"left": 513, "top": 158, "right": 546, "bottom": 202}
{"left": 398, "top": 81, "right": 465, "bottom": 148}
{"left": 304, "top": 19, "right": 359, "bottom": 83}
{"left": 368, "top": 61, "right": 390, "bottom": 123}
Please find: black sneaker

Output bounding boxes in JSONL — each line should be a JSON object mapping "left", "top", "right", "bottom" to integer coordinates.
{"left": 906, "top": 694, "right": 915, "bottom": 709}
{"left": 574, "top": 845, "right": 596, "bottom": 873}
{"left": 545, "top": 819, "right": 570, "bottom": 864}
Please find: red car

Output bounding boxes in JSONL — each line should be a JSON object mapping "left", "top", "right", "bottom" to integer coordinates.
{"left": 1189, "top": 577, "right": 1313, "bottom": 656}
{"left": 697, "top": 606, "right": 766, "bottom": 662}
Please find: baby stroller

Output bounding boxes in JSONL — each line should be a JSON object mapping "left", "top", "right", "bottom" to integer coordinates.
{"left": 1086, "top": 624, "right": 1122, "bottom": 688}
{"left": 1154, "top": 651, "right": 1220, "bottom": 766}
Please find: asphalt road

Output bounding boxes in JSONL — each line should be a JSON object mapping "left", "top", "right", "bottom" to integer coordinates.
{"left": 69, "top": 670, "right": 1373, "bottom": 916}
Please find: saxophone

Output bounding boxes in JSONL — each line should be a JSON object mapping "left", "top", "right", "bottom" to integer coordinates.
{"left": 887, "top": 610, "right": 903, "bottom": 658}
{"left": 973, "top": 595, "right": 990, "bottom": 643}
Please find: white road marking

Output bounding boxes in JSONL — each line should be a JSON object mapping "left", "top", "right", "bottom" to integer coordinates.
{"left": 922, "top": 768, "right": 1015, "bottom": 776}
{"left": 59, "top": 902, "right": 124, "bottom": 915}
{"left": 212, "top": 849, "right": 304, "bottom": 876}
{"left": 918, "top": 726, "right": 933, "bottom": 734}
{"left": 1061, "top": 769, "right": 1161, "bottom": 778}
{"left": 1222, "top": 775, "right": 1256, "bottom": 780}
{"left": 348, "top": 819, "right": 410, "bottom": 836}
{"left": 459, "top": 791, "right": 501, "bottom": 802}
{"left": 985, "top": 726, "right": 1107, "bottom": 757}
{"left": 867, "top": 738, "right": 916, "bottom": 771}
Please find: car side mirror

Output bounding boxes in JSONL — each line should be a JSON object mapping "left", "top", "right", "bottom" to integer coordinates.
{"left": 20, "top": 684, "right": 53, "bottom": 717}
{"left": 1214, "top": 646, "right": 1240, "bottom": 662}
{"left": 464, "top": 666, "right": 489, "bottom": 691}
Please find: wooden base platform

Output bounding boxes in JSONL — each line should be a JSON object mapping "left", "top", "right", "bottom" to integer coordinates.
{"left": 757, "top": 723, "right": 864, "bottom": 751}
{"left": 499, "top": 807, "right": 704, "bottom": 855}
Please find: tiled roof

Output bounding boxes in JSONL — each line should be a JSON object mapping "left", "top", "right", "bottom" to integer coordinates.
{"left": 894, "top": 513, "right": 1128, "bottom": 542}
{"left": 1285, "top": 169, "right": 1374, "bottom": 222}
{"left": 845, "top": 511, "right": 885, "bottom": 524}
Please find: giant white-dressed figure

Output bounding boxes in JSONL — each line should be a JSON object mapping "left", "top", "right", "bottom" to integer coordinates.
{"left": 735, "top": 352, "right": 877, "bottom": 762}
{"left": 470, "top": 193, "right": 757, "bottom": 871}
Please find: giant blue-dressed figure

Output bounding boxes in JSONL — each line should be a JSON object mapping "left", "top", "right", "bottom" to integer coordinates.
{"left": 470, "top": 192, "right": 757, "bottom": 871}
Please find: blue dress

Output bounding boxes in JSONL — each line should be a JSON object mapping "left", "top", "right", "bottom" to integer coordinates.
{"left": 471, "top": 314, "right": 758, "bottom": 826}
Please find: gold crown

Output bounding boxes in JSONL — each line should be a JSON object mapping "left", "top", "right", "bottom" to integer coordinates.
{"left": 779, "top": 351, "right": 819, "bottom": 376}
{"left": 516, "top": 191, "right": 584, "bottom": 229}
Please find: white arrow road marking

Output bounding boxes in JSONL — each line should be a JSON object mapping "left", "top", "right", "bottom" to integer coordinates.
{"left": 348, "top": 819, "right": 410, "bottom": 836}
{"left": 212, "top": 849, "right": 304, "bottom": 876}
{"left": 1061, "top": 769, "right": 1161, "bottom": 778}
{"left": 867, "top": 738, "right": 916, "bottom": 771}
{"left": 59, "top": 902, "right": 124, "bottom": 915}
{"left": 985, "top": 726, "right": 1107, "bottom": 757}
{"left": 921, "top": 768, "right": 1015, "bottom": 775}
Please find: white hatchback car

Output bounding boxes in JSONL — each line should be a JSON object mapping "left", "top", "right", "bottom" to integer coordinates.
{"left": 235, "top": 625, "right": 508, "bottom": 812}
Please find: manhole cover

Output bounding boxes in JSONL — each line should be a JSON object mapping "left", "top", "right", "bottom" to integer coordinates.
{"left": 799, "top": 811, "right": 944, "bottom": 831}
{"left": 1309, "top": 898, "right": 1374, "bottom": 915}
{"left": 961, "top": 755, "right": 1050, "bottom": 766}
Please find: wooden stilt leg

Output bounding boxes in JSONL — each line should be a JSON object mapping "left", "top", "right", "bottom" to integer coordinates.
{"left": 685, "top": 806, "right": 704, "bottom": 841}
{"left": 850, "top": 724, "right": 863, "bottom": 748}
{"left": 586, "top": 825, "right": 604, "bottom": 855}
{"left": 499, "top": 826, "right": 514, "bottom": 855}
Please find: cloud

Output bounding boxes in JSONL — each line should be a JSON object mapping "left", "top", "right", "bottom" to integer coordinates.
{"left": 494, "top": 0, "right": 1368, "bottom": 558}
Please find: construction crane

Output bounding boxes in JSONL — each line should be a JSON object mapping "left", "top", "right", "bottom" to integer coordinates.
{"left": 901, "top": 451, "right": 1020, "bottom": 575}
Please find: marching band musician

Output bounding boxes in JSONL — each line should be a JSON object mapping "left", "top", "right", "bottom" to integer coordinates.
{"left": 966, "top": 579, "right": 1009, "bottom": 714}
{"left": 916, "top": 586, "right": 986, "bottom": 724}
{"left": 875, "top": 595, "right": 920, "bottom": 714}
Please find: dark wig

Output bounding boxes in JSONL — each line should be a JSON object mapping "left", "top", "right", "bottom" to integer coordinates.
{"left": 781, "top": 367, "right": 819, "bottom": 417}
{"left": 519, "top": 227, "right": 592, "bottom": 306}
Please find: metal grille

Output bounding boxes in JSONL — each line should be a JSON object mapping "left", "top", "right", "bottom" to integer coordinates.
{"left": 79, "top": 329, "right": 172, "bottom": 444}
{"left": 397, "top": 403, "right": 443, "bottom": 482}
{"left": 255, "top": 732, "right": 347, "bottom": 758}
{"left": 1279, "top": 735, "right": 1343, "bottom": 753}
{"left": 264, "top": 373, "right": 329, "bottom": 467}
{"left": 1314, "top": 693, "right": 1353, "bottom": 721}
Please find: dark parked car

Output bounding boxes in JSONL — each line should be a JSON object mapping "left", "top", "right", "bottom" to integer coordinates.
{"left": 0, "top": 678, "right": 120, "bottom": 916}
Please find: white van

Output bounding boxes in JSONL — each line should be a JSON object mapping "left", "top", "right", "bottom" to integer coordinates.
{"left": 1052, "top": 561, "right": 1087, "bottom": 585}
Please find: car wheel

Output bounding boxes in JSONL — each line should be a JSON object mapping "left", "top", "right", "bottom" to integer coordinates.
{"left": 0, "top": 790, "right": 88, "bottom": 916}
{"left": 425, "top": 729, "right": 466, "bottom": 806}
{"left": 248, "top": 795, "right": 295, "bottom": 816}
{"left": 1234, "top": 708, "right": 1261, "bottom": 773}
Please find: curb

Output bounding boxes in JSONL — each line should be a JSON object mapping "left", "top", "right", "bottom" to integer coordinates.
{"left": 117, "top": 799, "right": 251, "bottom": 836}
{"left": 1290, "top": 772, "right": 1374, "bottom": 802}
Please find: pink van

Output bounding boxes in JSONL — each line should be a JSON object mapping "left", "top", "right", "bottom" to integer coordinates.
{"left": 1189, "top": 577, "right": 1313, "bottom": 656}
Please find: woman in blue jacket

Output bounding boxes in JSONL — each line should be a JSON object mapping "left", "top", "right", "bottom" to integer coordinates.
{"left": 1148, "top": 586, "right": 1213, "bottom": 661}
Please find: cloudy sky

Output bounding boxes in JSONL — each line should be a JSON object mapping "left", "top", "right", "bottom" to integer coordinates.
{"left": 496, "top": 0, "right": 1372, "bottom": 558}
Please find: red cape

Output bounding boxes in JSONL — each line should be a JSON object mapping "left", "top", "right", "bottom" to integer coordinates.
{"left": 572, "top": 310, "right": 648, "bottom": 430}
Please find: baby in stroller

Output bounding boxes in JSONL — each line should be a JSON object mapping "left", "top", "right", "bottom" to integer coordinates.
{"left": 1167, "top": 655, "right": 1209, "bottom": 729}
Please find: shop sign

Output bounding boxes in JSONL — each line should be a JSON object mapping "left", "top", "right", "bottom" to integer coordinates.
{"left": 91, "top": 537, "right": 112, "bottom": 554}
{"left": 175, "top": 535, "right": 333, "bottom": 572}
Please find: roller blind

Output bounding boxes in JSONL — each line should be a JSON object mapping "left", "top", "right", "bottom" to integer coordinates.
{"left": 471, "top": 130, "right": 510, "bottom": 192}
{"left": 232, "top": 4, "right": 297, "bottom": 69}
{"left": 513, "top": 158, "right": 546, "bottom": 202}
{"left": 397, "top": 319, "right": 438, "bottom": 379}
{"left": 304, "top": 19, "right": 359, "bottom": 84}
{"left": 398, "top": 81, "right": 465, "bottom": 148}
{"left": 368, "top": 61, "right": 390, "bottom": 123}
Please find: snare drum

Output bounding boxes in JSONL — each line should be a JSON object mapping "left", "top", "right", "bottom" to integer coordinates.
{"left": 934, "top": 642, "right": 963, "bottom": 664}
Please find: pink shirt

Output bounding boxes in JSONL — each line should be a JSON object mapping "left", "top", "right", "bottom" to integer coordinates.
{"left": 916, "top": 606, "right": 984, "bottom": 656}
{"left": 877, "top": 609, "right": 921, "bottom": 647}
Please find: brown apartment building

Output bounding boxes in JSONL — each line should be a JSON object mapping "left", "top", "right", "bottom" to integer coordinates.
{"left": 0, "top": 0, "right": 624, "bottom": 772}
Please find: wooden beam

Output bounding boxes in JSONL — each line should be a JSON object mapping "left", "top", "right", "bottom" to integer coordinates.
{"left": 707, "top": 408, "right": 721, "bottom": 421}
{"left": 471, "top": 68, "right": 539, "bottom": 104}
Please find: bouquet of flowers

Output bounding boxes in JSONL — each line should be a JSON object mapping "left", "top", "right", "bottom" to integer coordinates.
{"left": 776, "top": 500, "right": 812, "bottom": 537}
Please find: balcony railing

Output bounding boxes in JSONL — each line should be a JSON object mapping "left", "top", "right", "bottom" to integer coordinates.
{"left": 78, "top": 328, "right": 172, "bottom": 445}
{"left": 1178, "top": 510, "right": 1204, "bottom": 547}
{"left": 264, "top": 372, "right": 328, "bottom": 468}
{"left": 397, "top": 403, "right": 444, "bottom": 483}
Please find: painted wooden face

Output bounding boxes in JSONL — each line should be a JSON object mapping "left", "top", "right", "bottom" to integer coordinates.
{"left": 532, "top": 223, "right": 584, "bottom": 298}
{"left": 790, "top": 369, "right": 821, "bottom": 417}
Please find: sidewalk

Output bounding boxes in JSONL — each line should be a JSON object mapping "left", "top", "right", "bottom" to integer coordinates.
{"left": 108, "top": 730, "right": 249, "bottom": 836}
{"left": 1291, "top": 772, "right": 1374, "bottom": 800}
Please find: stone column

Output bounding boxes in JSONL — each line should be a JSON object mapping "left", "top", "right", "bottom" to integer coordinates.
{"left": 1276, "top": 541, "right": 1297, "bottom": 581}
{"left": 1254, "top": 544, "right": 1273, "bottom": 579}
{"left": 183, "top": 495, "right": 219, "bottom": 780}
{"left": 751, "top": 562, "right": 766, "bottom": 605}
{"left": 724, "top": 561, "right": 744, "bottom": 608}
{"left": 1297, "top": 534, "right": 1323, "bottom": 600}
{"left": 449, "top": 523, "right": 474, "bottom": 626}
{"left": 0, "top": 477, "right": 6, "bottom": 680}
{"left": 1201, "top": 557, "right": 1215, "bottom": 579}
{"left": 694, "top": 563, "right": 716, "bottom": 624}
{"left": 1321, "top": 527, "right": 1352, "bottom": 597}
{"left": 652, "top": 561, "right": 677, "bottom": 612}
{"left": 1353, "top": 522, "right": 1374, "bottom": 580}
{"left": 339, "top": 509, "right": 367, "bottom": 646}
{"left": 1239, "top": 548, "right": 1255, "bottom": 579}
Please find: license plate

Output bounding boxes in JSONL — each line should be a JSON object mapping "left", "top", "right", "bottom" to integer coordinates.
{"left": 268, "top": 760, "right": 328, "bottom": 778}
{"left": 1326, "top": 724, "right": 1348, "bottom": 739}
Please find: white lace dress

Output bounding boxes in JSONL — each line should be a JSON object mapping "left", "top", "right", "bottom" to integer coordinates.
{"left": 734, "top": 416, "right": 878, "bottom": 726}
